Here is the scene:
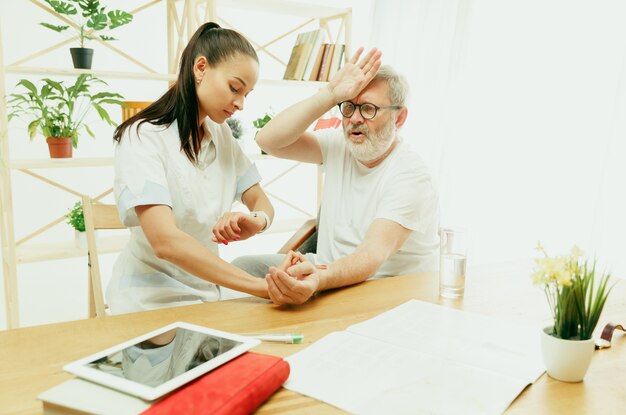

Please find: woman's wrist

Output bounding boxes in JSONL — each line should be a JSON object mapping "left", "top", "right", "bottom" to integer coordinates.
{"left": 250, "top": 210, "right": 270, "bottom": 233}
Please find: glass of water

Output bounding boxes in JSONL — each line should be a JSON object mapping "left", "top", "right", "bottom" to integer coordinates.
{"left": 439, "top": 227, "right": 467, "bottom": 299}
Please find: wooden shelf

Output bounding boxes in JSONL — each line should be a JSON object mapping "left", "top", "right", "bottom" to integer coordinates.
{"left": 16, "top": 234, "right": 129, "bottom": 264}
{"left": 9, "top": 157, "right": 114, "bottom": 169}
{"left": 214, "top": 0, "right": 350, "bottom": 18}
{"left": 4, "top": 65, "right": 176, "bottom": 81}
{"left": 5, "top": 65, "right": 327, "bottom": 88}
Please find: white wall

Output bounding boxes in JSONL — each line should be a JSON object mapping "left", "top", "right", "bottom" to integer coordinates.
{"left": 0, "top": 0, "right": 362, "bottom": 328}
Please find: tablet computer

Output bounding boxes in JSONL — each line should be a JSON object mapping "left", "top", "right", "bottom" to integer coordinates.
{"left": 63, "top": 322, "right": 260, "bottom": 401}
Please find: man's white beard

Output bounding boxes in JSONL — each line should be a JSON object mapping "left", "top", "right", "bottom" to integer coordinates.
{"left": 344, "top": 117, "right": 396, "bottom": 163}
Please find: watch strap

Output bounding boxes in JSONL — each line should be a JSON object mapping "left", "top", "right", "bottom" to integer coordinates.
{"left": 251, "top": 211, "right": 270, "bottom": 233}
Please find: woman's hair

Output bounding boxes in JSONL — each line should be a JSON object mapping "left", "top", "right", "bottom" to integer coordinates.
{"left": 113, "top": 22, "right": 258, "bottom": 163}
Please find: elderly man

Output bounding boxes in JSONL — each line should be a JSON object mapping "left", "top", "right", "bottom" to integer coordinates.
{"left": 233, "top": 48, "right": 439, "bottom": 304}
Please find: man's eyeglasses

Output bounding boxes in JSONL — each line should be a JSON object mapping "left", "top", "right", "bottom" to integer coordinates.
{"left": 338, "top": 101, "right": 402, "bottom": 120}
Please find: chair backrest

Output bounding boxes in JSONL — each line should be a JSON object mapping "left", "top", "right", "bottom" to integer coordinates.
{"left": 81, "top": 195, "right": 125, "bottom": 317}
{"left": 121, "top": 101, "right": 152, "bottom": 122}
{"left": 277, "top": 218, "right": 317, "bottom": 254}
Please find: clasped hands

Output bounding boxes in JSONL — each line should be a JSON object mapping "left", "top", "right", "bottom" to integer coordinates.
{"left": 265, "top": 250, "right": 324, "bottom": 305}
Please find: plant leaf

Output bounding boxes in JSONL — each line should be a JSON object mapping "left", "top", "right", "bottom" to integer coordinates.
{"left": 27, "top": 120, "right": 41, "bottom": 139}
{"left": 39, "top": 23, "right": 70, "bottom": 32}
{"left": 86, "top": 12, "right": 107, "bottom": 31}
{"left": 43, "top": 0, "right": 77, "bottom": 15}
{"left": 107, "top": 10, "right": 133, "bottom": 29}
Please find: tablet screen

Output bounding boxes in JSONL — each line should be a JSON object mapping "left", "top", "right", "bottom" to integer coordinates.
{"left": 64, "top": 322, "right": 260, "bottom": 400}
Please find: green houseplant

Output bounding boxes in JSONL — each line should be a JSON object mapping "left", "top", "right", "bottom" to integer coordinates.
{"left": 8, "top": 74, "right": 125, "bottom": 158}
{"left": 66, "top": 201, "right": 85, "bottom": 233}
{"left": 532, "top": 243, "right": 613, "bottom": 382}
{"left": 66, "top": 201, "right": 87, "bottom": 248}
{"left": 226, "top": 117, "right": 243, "bottom": 139}
{"left": 252, "top": 112, "right": 273, "bottom": 132}
{"left": 40, "top": 0, "right": 133, "bottom": 69}
{"left": 252, "top": 111, "right": 274, "bottom": 155}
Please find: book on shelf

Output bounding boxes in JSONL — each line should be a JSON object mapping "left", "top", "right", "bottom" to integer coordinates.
{"left": 314, "top": 117, "right": 342, "bottom": 130}
{"left": 302, "top": 30, "right": 325, "bottom": 80}
{"left": 313, "top": 43, "right": 332, "bottom": 81}
{"left": 327, "top": 44, "right": 346, "bottom": 80}
{"left": 283, "top": 29, "right": 324, "bottom": 81}
{"left": 283, "top": 43, "right": 306, "bottom": 80}
{"left": 39, "top": 352, "right": 290, "bottom": 415}
{"left": 307, "top": 44, "right": 326, "bottom": 81}
{"left": 319, "top": 43, "right": 336, "bottom": 82}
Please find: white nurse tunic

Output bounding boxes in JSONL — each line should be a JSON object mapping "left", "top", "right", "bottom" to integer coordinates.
{"left": 107, "top": 118, "right": 261, "bottom": 314}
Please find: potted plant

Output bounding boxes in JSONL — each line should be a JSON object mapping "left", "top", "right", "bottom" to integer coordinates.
{"left": 252, "top": 111, "right": 274, "bottom": 155}
{"left": 66, "top": 201, "right": 87, "bottom": 248}
{"left": 226, "top": 117, "right": 243, "bottom": 140}
{"left": 40, "top": 0, "right": 133, "bottom": 69}
{"left": 532, "top": 243, "right": 613, "bottom": 382}
{"left": 8, "top": 74, "right": 125, "bottom": 158}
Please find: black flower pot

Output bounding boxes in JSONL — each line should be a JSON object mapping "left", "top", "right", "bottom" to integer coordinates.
{"left": 70, "top": 47, "right": 94, "bottom": 69}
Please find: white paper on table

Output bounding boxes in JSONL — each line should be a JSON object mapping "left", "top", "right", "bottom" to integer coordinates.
{"left": 285, "top": 299, "right": 545, "bottom": 415}
{"left": 348, "top": 300, "right": 544, "bottom": 383}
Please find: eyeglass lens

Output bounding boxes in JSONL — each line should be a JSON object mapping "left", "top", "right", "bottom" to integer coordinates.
{"left": 339, "top": 102, "right": 378, "bottom": 119}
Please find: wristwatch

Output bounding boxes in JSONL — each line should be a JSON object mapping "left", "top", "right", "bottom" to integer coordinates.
{"left": 250, "top": 211, "right": 270, "bottom": 233}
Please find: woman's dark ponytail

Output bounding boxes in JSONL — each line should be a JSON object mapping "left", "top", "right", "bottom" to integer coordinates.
{"left": 113, "top": 22, "right": 258, "bottom": 163}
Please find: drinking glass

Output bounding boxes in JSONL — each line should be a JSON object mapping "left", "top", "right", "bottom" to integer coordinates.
{"left": 439, "top": 227, "right": 467, "bottom": 299}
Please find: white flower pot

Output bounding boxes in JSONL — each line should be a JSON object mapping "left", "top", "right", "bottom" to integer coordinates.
{"left": 541, "top": 326, "right": 595, "bottom": 382}
{"left": 75, "top": 230, "right": 87, "bottom": 249}
{"left": 75, "top": 230, "right": 99, "bottom": 249}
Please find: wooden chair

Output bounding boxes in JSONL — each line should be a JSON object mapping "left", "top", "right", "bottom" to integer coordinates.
{"left": 121, "top": 101, "right": 152, "bottom": 122}
{"left": 81, "top": 196, "right": 125, "bottom": 317}
{"left": 277, "top": 218, "right": 317, "bottom": 254}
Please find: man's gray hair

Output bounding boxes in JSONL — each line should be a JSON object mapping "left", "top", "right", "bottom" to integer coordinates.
{"left": 373, "top": 65, "right": 409, "bottom": 107}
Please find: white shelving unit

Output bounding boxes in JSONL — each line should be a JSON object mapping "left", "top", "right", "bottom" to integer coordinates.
{"left": 0, "top": 0, "right": 351, "bottom": 328}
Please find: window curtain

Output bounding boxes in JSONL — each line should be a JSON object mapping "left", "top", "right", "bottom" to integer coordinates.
{"left": 368, "top": 0, "right": 626, "bottom": 276}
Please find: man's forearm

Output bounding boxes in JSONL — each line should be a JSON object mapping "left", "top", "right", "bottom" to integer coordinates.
{"left": 256, "top": 87, "right": 336, "bottom": 151}
{"left": 317, "top": 250, "right": 385, "bottom": 292}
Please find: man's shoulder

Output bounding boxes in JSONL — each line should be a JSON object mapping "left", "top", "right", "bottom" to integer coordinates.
{"left": 388, "top": 141, "right": 430, "bottom": 176}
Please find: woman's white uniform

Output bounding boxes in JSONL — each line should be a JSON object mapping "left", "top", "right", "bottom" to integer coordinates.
{"left": 107, "top": 118, "right": 261, "bottom": 314}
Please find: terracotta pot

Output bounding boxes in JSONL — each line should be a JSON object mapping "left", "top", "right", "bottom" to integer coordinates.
{"left": 46, "top": 137, "right": 73, "bottom": 158}
{"left": 541, "top": 326, "right": 595, "bottom": 382}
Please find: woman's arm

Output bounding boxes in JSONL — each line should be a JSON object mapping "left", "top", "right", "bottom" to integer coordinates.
{"left": 136, "top": 204, "right": 269, "bottom": 298}
{"left": 241, "top": 183, "right": 274, "bottom": 228}
{"left": 210, "top": 184, "right": 275, "bottom": 244}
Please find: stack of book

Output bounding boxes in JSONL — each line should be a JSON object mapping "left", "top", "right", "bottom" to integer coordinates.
{"left": 283, "top": 29, "right": 345, "bottom": 82}
{"left": 38, "top": 352, "right": 290, "bottom": 415}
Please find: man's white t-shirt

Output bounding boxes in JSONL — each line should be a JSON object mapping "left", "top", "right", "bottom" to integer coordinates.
{"left": 315, "top": 128, "right": 439, "bottom": 276}
{"left": 108, "top": 118, "right": 261, "bottom": 314}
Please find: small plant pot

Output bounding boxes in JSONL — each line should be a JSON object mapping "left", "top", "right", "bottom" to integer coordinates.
{"left": 75, "top": 230, "right": 87, "bottom": 249}
{"left": 70, "top": 47, "right": 94, "bottom": 69}
{"left": 46, "top": 137, "right": 73, "bottom": 158}
{"left": 541, "top": 326, "right": 595, "bottom": 382}
{"left": 75, "top": 230, "right": 99, "bottom": 249}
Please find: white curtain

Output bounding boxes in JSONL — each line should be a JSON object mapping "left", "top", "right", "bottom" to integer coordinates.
{"left": 368, "top": 0, "right": 626, "bottom": 276}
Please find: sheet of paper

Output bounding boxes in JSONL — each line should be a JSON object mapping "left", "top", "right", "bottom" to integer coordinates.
{"left": 348, "top": 300, "right": 544, "bottom": 383}
{"left": 285, "top": 331, "right": 530, "bottom": 415}
{"left": 285, "top": 300, "right": 546, "bottom": 414}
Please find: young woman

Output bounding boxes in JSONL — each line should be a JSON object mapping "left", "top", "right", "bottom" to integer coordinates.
{"left": 109, "top": 22, "right": 273, "bottom": 313}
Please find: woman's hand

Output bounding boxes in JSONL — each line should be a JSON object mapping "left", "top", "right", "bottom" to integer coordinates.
{"left": 211, "top": 211, "right": 266, "bottom": 244}
{"left": 326, "top": 47, "right": 382, "bottom": 103}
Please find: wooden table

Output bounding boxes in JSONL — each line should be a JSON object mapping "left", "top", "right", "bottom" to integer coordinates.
{"left": 1, "top": 263, "right": 625, "bottom": 414}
